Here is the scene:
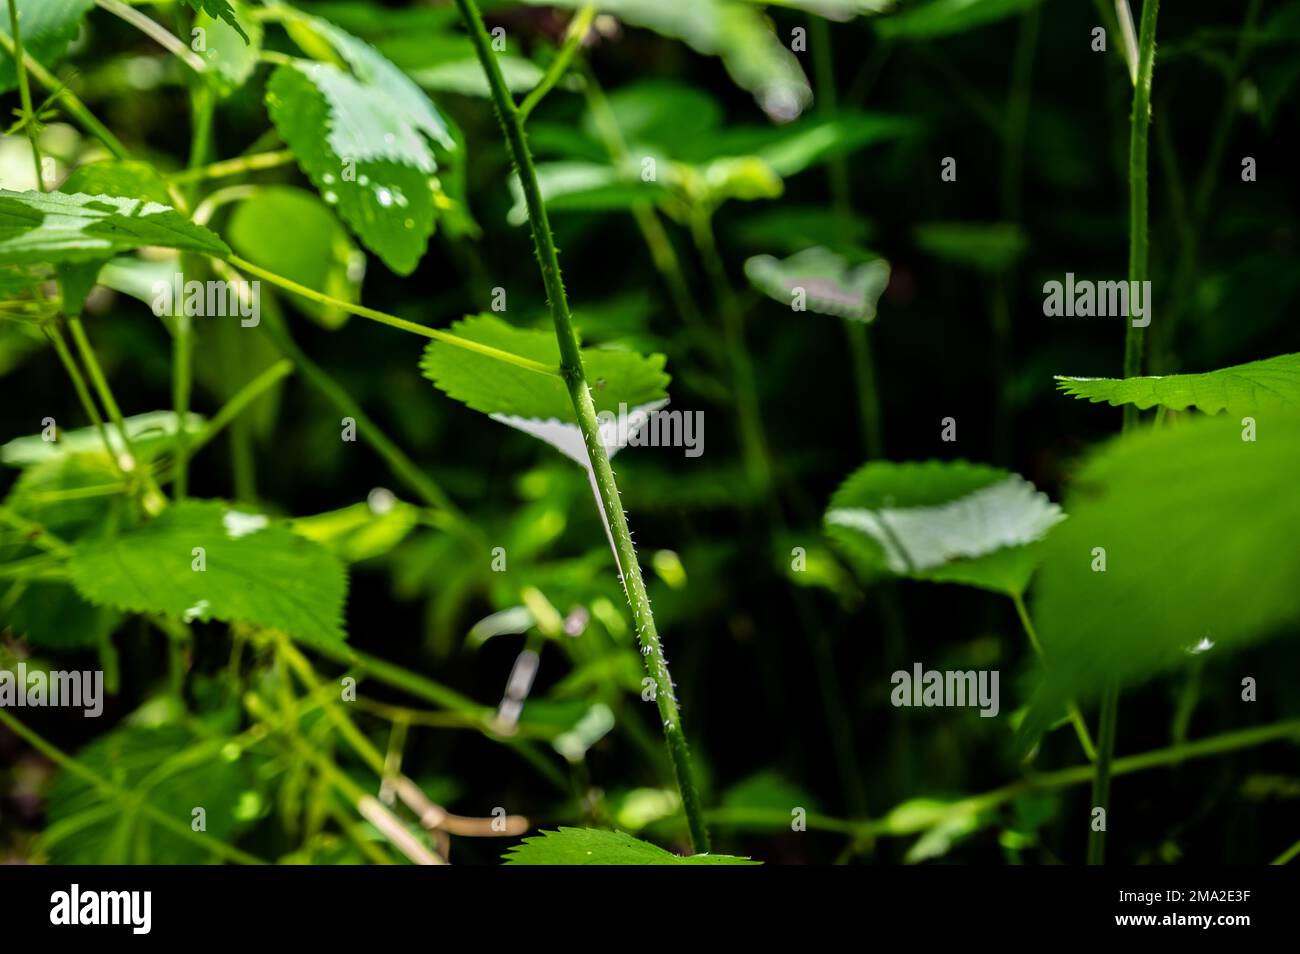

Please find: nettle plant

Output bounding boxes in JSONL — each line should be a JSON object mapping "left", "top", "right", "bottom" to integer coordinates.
{"left": 0, "top": 0, "right": 1297, "bottom": 866}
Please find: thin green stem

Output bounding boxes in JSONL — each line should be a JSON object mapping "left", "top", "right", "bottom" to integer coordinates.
{"left": 1011, "top": 592, "right": 1096, "bottom": 762}
{"left": 224, "top": 254, "right": 561, "bottom": 377}
{"left": 7, "top": 0, "right": 45, "bottom": 190}
{"left": 1095, "top": 0, "right": 1160, "bottom": 866}
{"left": 168, "top": 149, "right": 295, "bottom": 184}
{"left": 0, "top": 31, "right": 130, "bottom": 159}
{"left": 454, "top": 0, "right": 710, "bottom": 853}
{"left": 66, "top": 316, "right": 166, "bottom": 508}
{"left": 171, "top": 359, "right": 293, "bottom": 466}
{"left": 517, "top": 4, "right": 595, "bottom": 119}
{"left": 41, "top": 321, "right": 121, "bottom": 475}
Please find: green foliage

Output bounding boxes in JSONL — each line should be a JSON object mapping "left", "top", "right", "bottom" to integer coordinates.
{"left": 43, "top": 724, "right": 260, "bottom": 864}
{"left": 1, "top": 410, "right": 205, "bottom": 466}
{"left": 745, "top": 247, "right": 891, "bottom": 322}
{"left": 67, "top": 500, "right": 349, "bottom": 648}
{"left": 184, "top": 0, "right": 249, "bottom": 44}
{"left": 502, "top": 827, "right": 757, "bottom": 865}
{"left": 1027, "top": 415, "right": 1300, "bottom": 730}
{"left": 420, "top": 314, "right": 669, "bottom": 423}
{"left": 875, "top": 0, "right": 1044, "bottom": 38}
{"left": 0, "top": 0, "right": 96, "bottom": 93}
{"left": 1056, "top": 353, "right": 1300, "bottom": 416}
{"left": 913, "top": 222, "right": 1027, "bottom": 272}
{"left": 0, "top": 189, "right": 230, "bottom": 264}
{"left": 266, "top": 13, "right": 457, "bottom": 275}
{"left": 528, "top": 0, "right": 810, "bottom": 120}
{"left": 825, "top": 460, "right": 1063, "bottom": 596}
{"left": 227, "top": 187, "right": 363, "bottom": 329}
{"left": 195, "top": 0, "right": 262, "bottom": 91}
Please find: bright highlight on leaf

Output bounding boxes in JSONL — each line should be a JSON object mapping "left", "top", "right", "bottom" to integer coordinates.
{"left": 745, "top": 247, "right": 890, "bottom": 322}
{"left": 825, "top": 460, "right": 1063, "bottom": 596}
{"left": 1025, "top": 414, "right": 1300, "bottom": 737}
{"left": 420, "top": 313, "right": 669, "bottom": 424}
{"left": 0, "top": 190, "right": 231, "bottom": 263}
{"left": 183, "top": 0, "right": 250, "bottom": 44}
{"left": 1055, "top": 352, "right": 1300, "bottom": 416}
{"left": 502, "top": 827, "right": 758, "bottom": 865}
{"left": 67, "top": 500, "right": 349, "bottom": 648}
{"left": 266, "top": 13, "right": 458, "bottom": 275}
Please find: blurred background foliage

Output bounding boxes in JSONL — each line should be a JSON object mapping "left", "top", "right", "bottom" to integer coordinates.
{"left": 2, "top": 0, "right": 1300, "bottom": 864}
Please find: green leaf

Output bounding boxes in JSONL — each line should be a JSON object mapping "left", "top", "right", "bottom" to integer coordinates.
{"left": 508, "top": 160, "right": 667, "bottom": 225}
{"left": 527, "top": 0, "right": 810, "bottom": 120}
{"left": 289, "top": 495, "right": 419, "bottom": 563}
{"left": 0, "top": 0, "right": 96, "bottom": 93}
{"left": 914, "top": 221, "right": 1026, "bottom": 271}
{"left": 67, "top": 500, "right": 349, "bottom": 647}
{"left": 825, "top": 460, "right": 1063, "bottom": 596}
{"left": 502, "top": 827, "right": 758, "bottom": 865}
{"left": 61, "top": 160, "right": 172, "bottom": 205}
{"left": 745, "top": 247, "right": 890, "bottom": 322}
{"left": 194, "top": 0, "right": 262, "bottom": 90}
{"left": 183, "top": 0, "right": 249, "bottom": 44}
{"left": 43, "top": 724, "right": 260, "bottom": 864}
{"left": 1026, "top": 414, "right": 1300, "bottom": 733}
{"left": 876, "top": 0, "right": 1044, "bottom": 39}
{"left": 53, "top": 161, "right": 174, "bottom": 313}
{"left": 4, "top": 582, "right": 122, "bottom": 650}
{"left": 679, "top": 113, "right": 915, "bottom": 177}
{"left": 1055, "top": 353, "right": 1300, "bottom": 417}
{"left": 1, "top": 410, "right": 205, "bottom": 467}
{"left": 226, "top": 186, "right": 363, "bottom": 330}
{"left": 0, "top": 190, "right": 230, "bottom": 264}
{"left": 420, "top": 314, "right": 669, "bottom": 423}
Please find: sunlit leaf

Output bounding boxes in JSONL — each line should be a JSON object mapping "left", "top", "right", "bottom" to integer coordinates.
{"left": 745, "top": 247, "right": 890, "bottom": 321}
{"left": 825, "top": 460, "right": 1063, "bottom": 596}
{"left": 502, "top": 826, "right": 758, "bottom": 865}
{"left": 1056, "top": 353, "right": 1300, "bottom": 417}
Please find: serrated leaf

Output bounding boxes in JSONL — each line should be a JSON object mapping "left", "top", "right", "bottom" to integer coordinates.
{"left": 183, "top": 0, "right": 248, "bottom": 44}
{"left": 876, "top": 0, "right": 1044, "bottom": 38}
{"left": 1025, "top": 414, "right": 1300, "bottom": 735}
{"left": 420, "top": 314, "right": 669, "bottom": 423}
{"left": 266, "top": 14, "right": 456, "bottom": 274}
{"left": 227, "top": 186, "right": 363, "bottom": 330}
{"left": 745, "top": 247, "right": 890, "bottom": 322}
{"left": 1056, "top": 353, "right": 1300, "bottom": 417}
{"left": 67, "top": 500, "right": 348, "bottom": 647}
{"left": 825, "top": 461, "right": 1063, "bottom": 596}
{"left": 43, "top": 724, "right": 259, "bottom": 863}
{"left": 0, "top": 0, "right": 96, "bottom": 93}
{"left": 0, "top": 190, "right": 229, "bottom": 264}
{"left": 502, "top": 827, "right": 758, "bottom": 865}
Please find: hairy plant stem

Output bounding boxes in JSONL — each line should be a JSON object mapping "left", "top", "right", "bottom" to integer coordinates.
{"left": 1092, "top": 0, "right": 1160, "bottom": 867}
{"left": 6, "top": 0, "right": 44, "bottom": 190}
{"left": 454, "top": 0, "right": 710, "bottom": 852}
{"left": 167, "top": 149, "right": 296, "bottom": 184}
{"left": 95, "top": 0, "right": 207, "bottom": 73}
